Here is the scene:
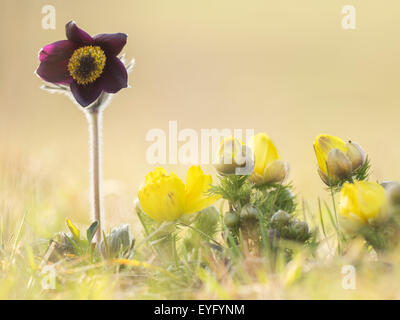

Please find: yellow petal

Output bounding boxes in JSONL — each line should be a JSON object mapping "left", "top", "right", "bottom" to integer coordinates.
{"left": 355, "top": 181, "right": 386, "bottom": 221}
{"left": 185, "top": 165, "right": 220, "bottom": 214}
{"left": 251, "top": 133, "right": 280, "bottom": 176}
{"left": 217, "top": 137, "right": 243, "bottom": 159}
{"left": 339, "top": 181, "right": 387, "bottom": 228}
{"left": 338, "top": 212, "right": 365, "bottom": 234}
{"left": 262, "top": 160, "right": 289, "bottom": 184}
{"left": 345, "top": 141, "right": 366, "bottom": 170}
{"left": 145, "top": 167, "right": 168, "bottom": 184}
{"left": 248, "top": 172, "right": 265, "bottom": 185}
{"left": 139, "top": 169, "right": 186, "bottom": 222}
{"left": 216, "top": 137, "right": 254, "bottom": 176}
{"left": 314, "top": 134, "right": 347, "bottom": 175}
{"left": 339, "top": 183, "right": 361, "bottom": 220}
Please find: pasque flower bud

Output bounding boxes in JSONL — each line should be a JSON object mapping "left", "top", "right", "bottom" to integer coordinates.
{"left": 100, "top": 224, "right": 135, "bottom": 258}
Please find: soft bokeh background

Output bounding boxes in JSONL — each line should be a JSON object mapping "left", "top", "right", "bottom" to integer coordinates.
{"left": 1, "top": 0, "right": 400, "bottom": 232}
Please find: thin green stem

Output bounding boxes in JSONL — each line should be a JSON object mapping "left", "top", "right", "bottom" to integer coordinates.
{"left": 134, "top": 221, "right": 175, "bottom": 250}
{"left": 177, "top": 222, "right": 225, "bottom": 249}
{"left": 326, "top": 161, "right": 344, "bottom": 253}
{"left": 87, "top": 108, "right": 103, "bottom": 242}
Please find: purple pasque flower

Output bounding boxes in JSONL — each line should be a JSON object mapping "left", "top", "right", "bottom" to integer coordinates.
{"left": 36, "top": 21, "right": 128, "bottom": 107}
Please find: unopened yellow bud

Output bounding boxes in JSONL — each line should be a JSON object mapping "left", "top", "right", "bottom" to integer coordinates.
{"left": 314, "top": 134, "right": 367, "bottom": 186}
{"left": 346, "top": 141, "right": 366, "bottom": 170}
{"left": 215, "top": 138, "right": 254, "bottom": 175}
{"left": 326, "top": 149, "right": 352, "bottom": 180}
{"left": 249, "top": 133, "right": 289, "bottom": 185}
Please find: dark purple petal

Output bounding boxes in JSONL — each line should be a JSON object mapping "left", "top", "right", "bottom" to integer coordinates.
{"left": 93, "top": 33, "right": 127, "bottom": 56}
{"left": 39, "top": 40, "right": 78, "bottom": 62}
{"left": 70, "top": 81, "right": 102, "bottom": 107}
{"left": 36, "top": 60, "right": 73, "bottom": 85}
{"left": 65, "top": 21, "right": 94, "bottom": 44}
{"left": 99, "top": 56, "right": 128, "bottom": 93}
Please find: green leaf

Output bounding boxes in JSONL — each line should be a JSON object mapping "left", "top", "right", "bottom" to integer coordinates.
{"left": 86, "top": 221, "right": 99, "bottom": 244}
{"left": 66, "top": 218, "right": 80, "bottom": 242}
{"left": 102, "top": 230, "right": 110, "bottom": 256}
{"left": 323, "top": 201, "right": 339, "bottom": 234}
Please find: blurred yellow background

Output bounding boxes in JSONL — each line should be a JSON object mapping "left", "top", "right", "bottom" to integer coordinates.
{"left": 1, "top": 0, "right": 400, "bottom": 230}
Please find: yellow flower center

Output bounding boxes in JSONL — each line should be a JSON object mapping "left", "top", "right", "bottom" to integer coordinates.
{"left": 68, "top": 46, "right": 106, "bottom": 85}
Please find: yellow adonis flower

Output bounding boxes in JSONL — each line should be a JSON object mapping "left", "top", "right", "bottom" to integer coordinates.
{"left": 249, "top": 133, "right": 289, "bottom": 185}
{"left": 339, "top": 181, "right": 388, "bottom": 232}
{"left": 314, "top": 134, "right": 366, "bottom": 185}
{"left": 138, "top": 166, "right": 220, "bottom": 222}
{"left": 215, "top": 137, "right": 254, "bottom": 175}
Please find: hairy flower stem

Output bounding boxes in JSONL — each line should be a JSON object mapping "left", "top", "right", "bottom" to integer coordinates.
{"left": 86, "top": 107, "right": 103, "bottom": 243}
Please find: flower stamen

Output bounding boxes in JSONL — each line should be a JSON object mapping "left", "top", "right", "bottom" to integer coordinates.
{"left": 68, "top": 46, "right": 106, "bottom": 85}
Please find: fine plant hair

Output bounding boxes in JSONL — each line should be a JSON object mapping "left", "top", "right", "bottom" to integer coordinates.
{"left": 41, "top": 56, "right": 135, "bottom": 242}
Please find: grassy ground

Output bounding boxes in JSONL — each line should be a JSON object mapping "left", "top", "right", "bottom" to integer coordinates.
{"left": 1, "top": 0, "right": 400, "bottom": 301}
{"left": 1, "top": 151, "right": 400, "bottom": 300}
